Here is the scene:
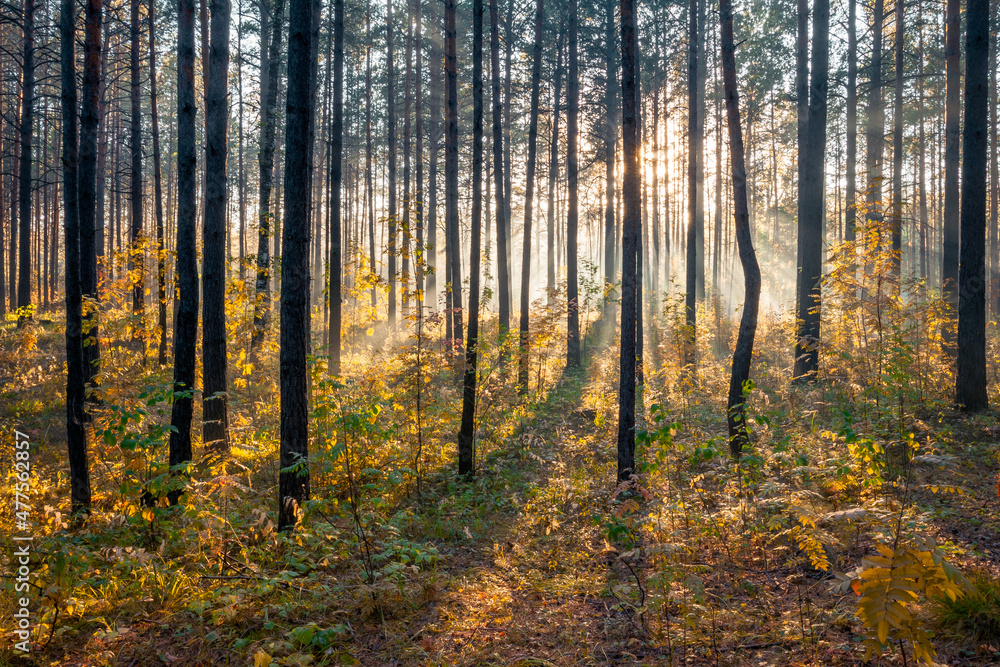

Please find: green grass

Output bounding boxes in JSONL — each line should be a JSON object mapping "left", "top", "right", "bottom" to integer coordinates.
{"left": 931, "top": 570, "right": 1000, "bottom": 644}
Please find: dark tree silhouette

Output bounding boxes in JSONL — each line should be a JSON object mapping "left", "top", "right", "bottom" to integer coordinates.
{"left": 168, "top": 0, "right": 199, "bottom": 503}
{"left": 279, "top": 0, "right": 316, "bottom": 531}
{"left": 17, "top": 0, "right": 35, "bottom": 316}
{"left": 61, "top": 0, "right": 92, "bottom": 513}
{"left": 150, "top": 0, "right": 167, "bottom": 365}
{"left": 329, "top": 0, "right": 344, "bottom": 374}
{"left": 566, "top": 0, "right": 580, "bottom": 369}
{"left": 942, "top": 0, "right": 959, "bottom": 345}
{"left": 955, "top": 0, "right": 989, "bottom": 411}
{"left": 80, "top": 0, "right": 102, "bottom": 384}
{"left": 616, "top": 0, "right": 639, "bottom": 482}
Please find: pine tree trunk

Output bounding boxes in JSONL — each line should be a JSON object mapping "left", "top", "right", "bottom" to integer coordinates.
{"left": 720, "top": 0, "right": 760, "bottom": 455}
{"left": 844, "top": 0, "right": 857, "bottom": 246}
{"left": 918, "top": 7, "right": 928, "bottom": 283}
{"left": 603, "top": 0, "right": 615, "bottom": 305}
{"left": 17, "top": 0, "right": 34, "bottom": 315}
{"left": 366, "top": 5, "right": 377, "bottom": 309}
{"left": 617, "top": 0, "right": 640, "bottom": 481}
{"left": 149, "top": 0, "right": 167, "bottom": 365}
{"left": 989, "top": 1, "right": 998, "bottom": 317}
{"left": 942, "top": 0, "right": 960, "bottom": 350}
{"left": 169, "top": 0, "right": 199, "bottom": 502}
{"left": 793, "top": 0, "right": 830, "bottom": 382}
{"left": 130, "top": 0, "right": 144, "bottom": 320}
{"left": 684, "top": 0, "right": 698, "bottom": 369}
{"left": 489, "top": 0, "right": 509, "bottom": 339}
{"left": 80, "top": 0, "right": 102, "bottom": 383}
{"left": 329, "top": 0, "right": 344, "bottom": 374}
{"left": 203, "top": 0, "right": 231, "bottom": 452}
{"left": 565, "top": 0, "right": 580, "bottom": 369}
{"left": 252, "top": 0, "right": 285, "bottom": 354}
{"left": 458, "top": 0, "right": 483, "bottom": 476}
{"left": 61, "top": 0, "right": 91, "bottom": 513}
{"left": 426, "top": 0, "right": 439, "bottom": 303}
{"left": 386, "top": 0, "right": 397, "bottom": 327}
{"left": 414, "top": 0, "right": 424, "bottom": 300}
{"left": 548, "top": 19, "right": 563, "bottom": 303}
{"left": 445, "top": 0, "right": 462, "bottom": 347}
{"left": 955, "top": 0, "right": 989, "bottom": 410}
{"left": 517, "top": 0, "right": 543, "bottom": 393}
{"left": 890, "top": 0, "right": 903, "bottom": 279}
{"left": 279, "top": 0, "right": 316, "bottom": 531}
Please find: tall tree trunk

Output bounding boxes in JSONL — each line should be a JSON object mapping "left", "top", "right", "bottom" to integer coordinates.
{"left": 845, "top": 0, "right": 857, "bottom": 247}
{"left": 502, "top": 0, "right": 514, "bottom": 308}
{"left": 17, "top": 0, "right": 35, "bottom": 315}
{"left": 955, "top": 0, "right": 988, "bottom": 410}
{"left": 684, "top": 0, "right": 698, "bottom": 369}
{"left": 426, "top": 0, "right": 439, "bottom": 303}
{"left": 236, "top": 5, "right": 246, "bottom": 282}
{"left": 942, "top": 0, "right": 960, "bottom": 349}
{"left": 720, "top": 0, "right": 760, "bottom": 455}
{"left": 401, "top": 1, "right": 413, "bottom": 313}
{"left": 329, "top": 0, "right": 344, "bottom": 373}
{"left": 80, "top": 0, "right": 102, "bottom": 384}
{"left": 793, "top": 0, "right": 830, "bottom": 381}
{"left": 990, "top": 0, "right": 999, "bottom": 316}
{"left": 150, "top": 0, "right": 167, "bottom": 365}
{"left": 694, "top": 0, "right": 706, "bottom": 301}
{"left": 518, "top": 0, "right": 543, "bottom": 393}
{"left": 444, "top": 0, "right": 462, "bottom": 346}
{"left": 252, "top": 0, "right": 285, "bottom": 354}
{"left": 61, "top": 0, "right": 91, "bottom": 513}
{"left": 795, "top": 0, "right": 807, "bottom": 252}
{"left": 203, "top": 0, "right": 231, "bottom": 452}
{"left": 603, "top": 0, "right": 615, "bottom": 304}
{"left": 890, "top": 0, "right": 903, "bottom": 279}
{"left": 386, "top": 0, "right": 397, "bottom": 327}
{"left": 169, "top": 0, "right": 198, "bottom": 503}
{"left": 617, "top": 0, "right": 639, "bottom": 481}
{"left": 366, "top": 5, "right": 377, "bottom": 308}
{"left": 490, "top": 0, "right": 510, "bottom": 340}
{"left": 414, "top": 0, "right": 424, "bottom": 300}
{"left": 130, "top": 0, "right": 144, "bottom": 322}
{"left": 278, "top": 0, "right": 316, "bottom": 531}
{"left": 548, "top": 19, "right": 564, "bottom": 302}
{"left": 918, "top": 6, "right": 928, "bottom": 283}
{"left": 565, "top": 0, "right": 580, "bottom": 369}
{"left": 459, "top": 0, "right": 483, "bottom": 476}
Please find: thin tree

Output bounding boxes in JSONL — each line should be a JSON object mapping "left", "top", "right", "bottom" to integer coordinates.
{"left": 603, "top": 0, "right": 616, "bottom": 304}
{"left": 203, "top": 0, "right": 231, "bottom": 452}
{"left": 130, "top": 0, "right": 144, "bottom": 320}
{"left": 489, "top": 0, "right": 509, "bottom": 340}
{"left": 565, "top": 0, "right": 580, "bottom": 369}
{"left": 150, "top": 0, "right": 167, "bottom": 365}
{"left": 279, "top": 0, "right": 316, "bottom": 531}
{"left": 329, "top": 0, "right": 344, "bottom": 374}
{"left": 845, "top": 0, "right": 857, "bottom": 245}
{"left": 889, "top": 0, "right": 903, "bottom": 279}
{"left": 617, "top": 0, "right": 640, "bottom": 481}
{"left": 17, "top": 0, "right": 35, "bottom": 317}
{"left": 61, "top": 0, "right": 92, "bottom": 513}
{"left": 720, "top": 0, "right": 761, "bottom": 455}
{"left": 793, "top": 0, "right": 830, "bottom": 381}
{"left": 547, "top": 18, "right": 564, "bottom": 302}
{"left": 516, "top": 0, "right": 543, "bottom": 393}
{"left": 865, "top": 0, "right": 885, "bottom": 269}
{"left": 684, "top": 0, "right": 698, "bottom": 369}
{"left": 79, "top": 0, "right": 102, "bottom": 383}
{"left": 459, "top": 0, "right": 483, "bottom": 476}
{"left": 942, "top": 0, "right": 959, "bottom": 345}
{"left": 252, "top": 0, "right": 286, "bottom": 355}
{"left": 444, "top": 0, "right": 462, "bottom": 346}
{"left": 955, "top": 0, "right": 988, "bottom": 410}
{"left": 387, "top": 0, "right": 397, "bottom": 327}
{"left": 169, "top": 0, "right": 199, "bottom": 504}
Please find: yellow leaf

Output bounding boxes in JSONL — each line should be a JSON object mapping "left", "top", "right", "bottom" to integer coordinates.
{"left": 253, "top": 651, "right": 272, "bottom": 667}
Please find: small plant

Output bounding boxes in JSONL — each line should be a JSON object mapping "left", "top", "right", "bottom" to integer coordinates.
{"left": 930, "top": 569, "right": 1000, "bottom": 645}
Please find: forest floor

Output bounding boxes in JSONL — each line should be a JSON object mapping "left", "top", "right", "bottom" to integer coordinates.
{"left": 2, "top": 306, "right": 1000, "bottom": 666}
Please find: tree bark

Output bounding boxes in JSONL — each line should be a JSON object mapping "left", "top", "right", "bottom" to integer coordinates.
{"left": 720, "top": 0, "right": 760, "bottom": 455}
{"left": 603, "top": 0, "right": 615, "bottom": 305}
{"left": 169, "top": 0, "right": 199, "bottom": 502}
{"left": 387, "top": 0, "right": 397, "bottom": 326}
{"left": 955, "top": 0, "right": 988, "bottom": 411}
{"left": 17, "top": 0, "right": 35, "bottom": 315}
{"left": 890, "top": 0, "right": 903, "bottom": 279}
{"left": 328, "top": 0, "right": 343, "bottom": 374}
{"left": 252, "top": 0, "right": 285, "bottom": 354}
{"left": 793, "top": 0, "right": 829, "bottom": 381}
{"left": 684, "top": 0, "right": 698, "bottom": 369}
{"left": 61, "top": 0, "right": 92, "bottom": 513}
{"left": 130, "top": 0, "right": 144, "bottom": 320}
{"left": 203, "top": 0, "right": 231, "bottom": 452}
{"left": 566, "top": 0, "right": 580, "bottom": 369}
{"left": 942, "top": 0, "right": 960, "bottom": 350}
{"left": 80, "top": 0, "right": 102, "bottom": 383}
{"left": 445, "top": 0, "right": 462, "bottom": 347}
{"left": 547, "top": 18, "right": 564, "bottom": 302}
{"left": 150, "top": 0, "right": 167, "bottom": 365}
{"left": 489, "top": 0, "right": 509, "bottom": 340}
{"left": 279, "top": 0, "right": 316, "bottom": 531}
{"left": 517, "top": 0, "right": 543, "bottom": 393}
{"left": 617, "top": 0, "right": 639, "bottom": 481}
{"left": 459, "top": 0, "right": 483, "bottom": 476}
